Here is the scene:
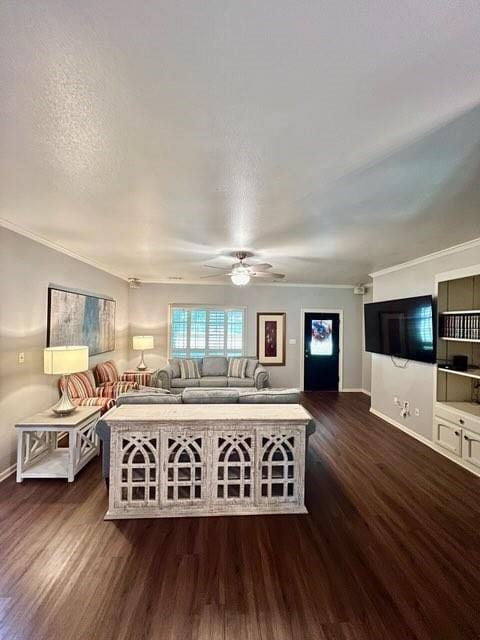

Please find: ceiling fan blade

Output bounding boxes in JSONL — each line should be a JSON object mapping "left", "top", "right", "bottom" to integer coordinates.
{"left": 252, "top": 271, "right": 285, "bottom": 279}
{"left": 249, "top": 263, "right": 272, "bottom": 271}
{"left": 200, "top": 273, "right": 229, "bottom": 279}
{"left": 203, "top": 265, "right": 231, "bottom": 271}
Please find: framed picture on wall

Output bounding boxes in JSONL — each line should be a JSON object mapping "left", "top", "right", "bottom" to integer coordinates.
{"left": 47, "top": 286, "right": 116, "bottom": 356}
{"left": 256, "top": 312, "right": 286, "bottom": 366}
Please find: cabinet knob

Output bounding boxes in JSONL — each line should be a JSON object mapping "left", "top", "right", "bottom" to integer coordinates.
{"left": 454, "top": 431, "right": 460, "bottom": 436}
{"left": 459, "top": 419, "right": 465, "bottom": 425}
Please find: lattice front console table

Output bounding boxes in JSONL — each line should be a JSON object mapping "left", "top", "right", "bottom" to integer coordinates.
{"left": 103, "top": 404, "right": 313, "bottom": 519}
{"left": 16, "top": 406, "right": 101, "bottom": 482}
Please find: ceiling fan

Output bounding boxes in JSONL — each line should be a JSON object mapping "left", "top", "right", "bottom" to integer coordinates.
{"left": 202, "top": 251, "right": 285, "bottom": 286}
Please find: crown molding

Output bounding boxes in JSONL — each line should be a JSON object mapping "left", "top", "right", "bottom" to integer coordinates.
{"left": 369, "top": 236, "right": 480, "bottom": 279}
{"left": 138, "top": 279, "right": 355, "bottom": 289}
{"left": 0, "top": 218, "right": 366, "bottom": 288}
{"left": 0, "top": 218, "right": 130, "bottom": 282}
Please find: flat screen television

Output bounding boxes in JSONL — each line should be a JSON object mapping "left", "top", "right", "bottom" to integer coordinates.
{"left": 364, "top": 295, "right": 436, "bottom": 363}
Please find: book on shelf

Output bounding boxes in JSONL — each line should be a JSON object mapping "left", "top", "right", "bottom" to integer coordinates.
{"left": 440, "top": 312, "right": 480, "bottom": 340}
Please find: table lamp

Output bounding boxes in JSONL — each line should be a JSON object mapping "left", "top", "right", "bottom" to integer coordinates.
{"left": 132, "top": 335, "right": 154, "bottom": 370}
{"left": 44, "top": 346, "right": 89, "bottom": 415}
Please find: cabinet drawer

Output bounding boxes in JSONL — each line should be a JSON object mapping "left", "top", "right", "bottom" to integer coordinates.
{"left": 462, "top": 429, "right": 480, "bottom": 469}
{"left": 433, "top": 418, "right": 462, "bottom": 456}
{"left": 435, "top": 406, "right": 480, "bottom": 435}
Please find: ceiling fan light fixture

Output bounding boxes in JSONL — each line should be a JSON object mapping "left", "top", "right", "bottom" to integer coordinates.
{"left": 231, "top": 271, "right": 250, "bottom": 286}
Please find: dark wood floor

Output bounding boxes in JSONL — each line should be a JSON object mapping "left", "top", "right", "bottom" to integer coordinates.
{"left": 1, "top": 393, "right": 479, "bottom": 640}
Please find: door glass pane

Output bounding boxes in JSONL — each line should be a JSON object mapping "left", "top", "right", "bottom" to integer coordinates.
{"left": 311, "top": 319, "right": 333, "bottom": 356}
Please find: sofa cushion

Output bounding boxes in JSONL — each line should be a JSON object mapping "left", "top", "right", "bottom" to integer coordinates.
{"left": 182, "top": 388, "right": 239, "bottom": 404}
{"left": 202, "top": 356, "right": 228, "bottom": 377}
{"left": 96, "top": 381, "right": 138, "bottom": 399}
{"left": 180, "top": 359, "right": 201, "bottom": 379}
{"left": 244, "top": 358, "right": 259, "bottom": 379}
{"left": 121, "top": 371, "right": 152, "bottom": 386}
{"left": 117, "top": 391, "right": 182, "bottom": 405}
{"left": 171, "top": 377, "right": 200, "bottom": 388}
{"left": 76, "top": 397, "right": 115, "bottom": 414}
{"left": 227, "top": 377, "right": 256, "bottom": 387}
{"left": 137, "top": 385, "right": 170, "bottom": 393}
{"left": 168, "top": 359, "right": 181, "bottom": 378}
{"left": 238, "top": 388, "right": 300, "bottom": 403}
{"left": 200, "top": 376, "right": 228, "bottom": 387}
{"left": 227, "top": 358, "right": 248, "bottom": 378}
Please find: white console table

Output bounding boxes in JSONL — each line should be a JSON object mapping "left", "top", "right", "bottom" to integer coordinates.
{"left": 103, "top": 404, "right": 312, "bottom": 519}
{"left": 16, "top": 406, "right": 101, "bottom": 482}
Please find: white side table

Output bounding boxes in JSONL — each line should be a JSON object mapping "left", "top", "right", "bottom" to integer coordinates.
{"left": 15, "top": 406, "right": 101, "bottom": 483}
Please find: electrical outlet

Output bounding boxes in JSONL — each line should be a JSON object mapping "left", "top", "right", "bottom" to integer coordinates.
{"left": 414, "top": 408, "right": 420, "bottom": 417}
{"left": 18, "top": 352, "right": 25, "bottom": 364}
{"left": 394, "top": 396, "right": 400, "bottom": 406}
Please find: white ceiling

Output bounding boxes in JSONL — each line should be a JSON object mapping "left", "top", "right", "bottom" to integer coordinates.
{"left": 1, "top": 1, "right": 480, "bottom": 285}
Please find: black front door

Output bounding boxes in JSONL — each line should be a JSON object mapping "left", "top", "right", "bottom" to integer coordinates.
{"left": 303, "top": 312, "right": 340, "bottom": 391}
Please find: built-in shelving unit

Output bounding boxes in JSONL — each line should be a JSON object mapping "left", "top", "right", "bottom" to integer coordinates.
{"left": 441, "top": 337, "right": 480, "bottom": 343}
{"left": 436, "top": 401, "right": 480, "bottom": 420}
{"left": 438, "top": 367, "right": 480, "bottom": 380}
{"left": 435, "top": 269, "right": 480, "bottom": 476}
{"left": 439, "top": 309, "right": 480, "bottom": 341}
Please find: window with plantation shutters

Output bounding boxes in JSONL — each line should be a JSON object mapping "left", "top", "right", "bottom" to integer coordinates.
{"left": 169, "top": 306, "right": 245, "bottom": 359}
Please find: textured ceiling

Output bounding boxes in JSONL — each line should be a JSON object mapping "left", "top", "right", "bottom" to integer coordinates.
{"left": 1, "top": 1, "right": 480, "bottom": 284}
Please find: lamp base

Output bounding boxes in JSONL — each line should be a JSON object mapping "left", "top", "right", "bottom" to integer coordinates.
{"left": 136, "top": 351, "right": 147, "bottom": 371}
{"left": 52, "top": 376, "right": 77, "bottom": 416}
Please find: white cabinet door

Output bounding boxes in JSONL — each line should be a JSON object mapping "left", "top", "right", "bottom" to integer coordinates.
{"left": 211, "top": 431, "right": 255, "bottom": 505}
{"left": 256, "top": 427, "right": 305, "bottom": 506}
{"left": 434, "top": 417, "right": 462, "bottom": 456}
{"left": 462, "top": 429, "right": 480, "bottom": 469}
{"left": 112, "top": 430, "right": 161, "bottom": 511}
{"left": 161, "top": 429, "right": 208, "bottom": 507}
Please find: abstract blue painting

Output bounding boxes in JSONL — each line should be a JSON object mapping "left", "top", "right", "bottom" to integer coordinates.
{"left": 47, "top": 287, "right": 115, "bottom": 355}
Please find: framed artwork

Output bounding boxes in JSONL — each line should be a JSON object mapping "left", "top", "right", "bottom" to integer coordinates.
{"left": 47, "top": 286, "right": 116, "bottom": 356}
{"left": 256, "top": 312, "right": 286, "bottom": 366}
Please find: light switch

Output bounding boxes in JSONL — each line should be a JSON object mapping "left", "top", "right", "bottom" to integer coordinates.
{"left": 289, "top": 338, "right": 296, "bottom": 345}
{"left": 18, "top": 352, "right": 25, "bottom": 364}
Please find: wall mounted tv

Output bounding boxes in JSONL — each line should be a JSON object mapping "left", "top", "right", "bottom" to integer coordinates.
{"left": 364, "top": 295, "right": 436, "bottom": 364}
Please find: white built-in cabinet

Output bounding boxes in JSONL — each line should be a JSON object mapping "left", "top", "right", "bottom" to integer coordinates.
{"left": 434, "top": 268, "right": 480, "bottom": 476}
{"left": 433, "top": 404, "right": 480, "bottom": 470}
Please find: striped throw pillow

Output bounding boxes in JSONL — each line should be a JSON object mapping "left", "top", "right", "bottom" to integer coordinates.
{"left": 121, "top": 372, "right": 152, "bottom": 386}
{"left": 227, "top": 358, "right": 248, "bottom": 378}
{"left": 60, "top": 371, "right": 96, "bottom": 399}
{"left": 94, "top": 360, "right": 119, "bottom": 384}
{"left": 179, "top": 359, "right": 200, "bottom": 379}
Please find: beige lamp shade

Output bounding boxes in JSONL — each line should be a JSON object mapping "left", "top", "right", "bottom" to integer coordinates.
{"left": 132, "top": 335, "right": 154, "bottom": 351}
{"left": 44, "top": 346, "right": 89, "bottom": 375}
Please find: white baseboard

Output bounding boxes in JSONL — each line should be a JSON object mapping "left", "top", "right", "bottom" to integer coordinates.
{"left": 342, "top": 388, "right": 371, "bottom": 396}
{"left": 0, "top": 463, "right": 16, "bottom": 483}
{"left": 369, "top": 407, "right": 480, "bottom": 477}
{"left": 370, "top": 407, "right": 432, "bottom": 446}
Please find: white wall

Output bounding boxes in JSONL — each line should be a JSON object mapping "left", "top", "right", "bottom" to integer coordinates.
{"left": 128, "top": 283, "right": 364, "bottom": 390}
{"left": 371, "top": 243, "right": 480, "bottom": 441}
{"left": 0, "top": 227, "right": 129, "bottom": 476}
